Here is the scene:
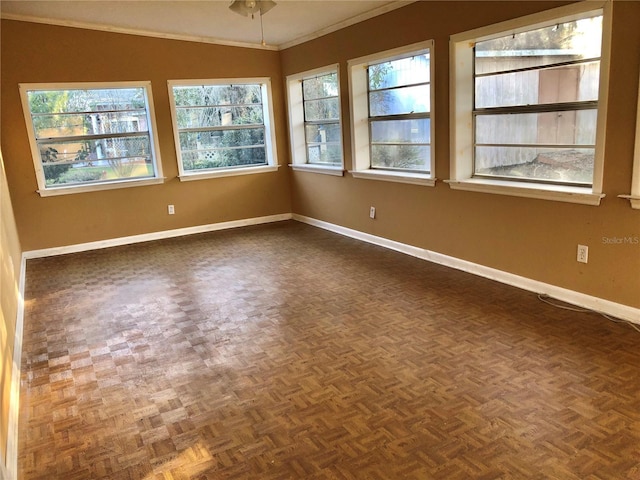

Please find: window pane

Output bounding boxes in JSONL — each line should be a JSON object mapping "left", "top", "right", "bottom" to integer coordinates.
{"left": 475, "top": 61, "right": 600, "bottom": 108}
{"left": 181, "top": 147, "right": 266, "bottom": 171}
{"left": 307, "top": 144, "right": 342, "bottom": 165}
{"left": 43, "top": 157, "right": 154, "bottom": 186}
{"left": 179, "top": 128, "right": 265, "bottom": 151}
{"left": 176, "top": 106, "right": 264, "bottom": 129}
{"left": 171, "top": 82, "right": 274, "bottom": 173}
{"left": 368, "top": 54, "right": 430, "bottom": 90}
{"left": 371, "top": 145, "right": 430, "bottom": 171}
{"left": 39, "top": 136, "right": 152, "bottom": 165}
{"left": 475, "top": 109, "right": 597, "bottom": 145}
{"left": 371, "top": 119, "right": 430, "bottom": 144}
{"left": 304, "top": 98, "right": 340, "bottom": 121}
{"left": 475, "top": 146, "right": 594, "bottom": 184}
{"left": 32, "top": 111, "right": 149, "bottom": 138}
{"left": 28, "top": 88, "right": 147, "bottom": 114}
{"left": 304, "top": 123, "right": 341, "bottom": 144}
{"left": 475, "top": 16, "right": 602, "bottom": 75}
{"left": 303, "top": 73, "right": 338, "bottom": 100}
{"left": 23, "top": 84, "right": 161, "bottom": 191}
{"left": 369, "top": 84, "right": 430, "bottom": 116}
{"left": 172, "top": 85, "right": 262, "bottom": 107}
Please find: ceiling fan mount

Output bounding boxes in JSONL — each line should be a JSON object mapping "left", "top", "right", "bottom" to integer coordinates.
{"left": 229, "top": 0, "right": 277, "bottom": 18}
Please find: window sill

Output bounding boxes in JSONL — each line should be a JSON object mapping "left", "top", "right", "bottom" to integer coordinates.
{"left": 178, "top": 164, "right": 279, "bottom": 182}
{"left": 618, "top": 194, "right": 640, "bottom": 210}
{"left": 446, "top": 178, "right": 605, "bottom": 205}
{"left": 289, "top": 164, "right": 344, "bottom": 176}
{"left": 37, "top": 177, "right": 166, "bottom": 197}
{"left": 349, "top": 169, "right": 436, "bottom": 186}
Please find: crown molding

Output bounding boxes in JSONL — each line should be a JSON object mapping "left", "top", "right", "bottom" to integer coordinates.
{"left": 1, "top": 1, "right": 415, "bottom": 51}
{"left": 0, "top": 12, "right": 279, "bottom": 51}
{"left": 278, "top": 1, "right": 415, "bottom": 50}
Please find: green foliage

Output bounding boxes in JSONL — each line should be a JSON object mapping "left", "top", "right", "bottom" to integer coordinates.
{"left": 302, "top": 73, "right": 340, "bottom": 121}
{"left": 368, "top": 63, "right": 393, "bottom": 90}
{"left": 41, "top": 147, "right": 69, "bottom": 184}
{"left": 371, "top": 144, "right": 426, "bottom": 170}
{"left": 56, "top": 168, "right": 104, "bottom": 184}
{"left": 173, "top": 84, "right": 268, "bottom": 171}
{"left": 43, "top": 164, "right": 72, "bottom": 184}
{"left": 41, "top": 143, "right": 97, "bottom": 184}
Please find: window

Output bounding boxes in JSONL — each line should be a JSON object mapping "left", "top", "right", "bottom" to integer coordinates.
{"left": 449, "top": 2, "right": 611, "bottom": 205}
{"left": 348, "top": 41, "right": 436, "bottom": 186}
{"left": 287, "top": 65, "right": 344, "bottom": 175}
{"left": 168, "top": 78, "right": 278, "bottom": 180}
{"left": 619, "top": 70, "right": 640, "bottom": 209}
{"left": 19, "top": 82, "right": 163, "bottom": 196}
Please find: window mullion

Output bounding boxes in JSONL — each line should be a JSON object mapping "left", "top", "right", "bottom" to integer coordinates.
{"left": 368, "top": 81, "right": 431, "bottom": 94}
{"left": 37, "top": 130, "right": 149, "bottom": 143}
{"left": 474, "top": 56, "right": 600, "bottom": 79}
{"left": 31, "top": 108, "right": 147, "bottom": 117}
{"left": 474, "top": 101, "right": 598, "bottom": 115}
{"left": 475, "top": 142, "right": 596, "bottom": 149}
{"left": 177, "top": 124, "right": 264, "bottom": 133}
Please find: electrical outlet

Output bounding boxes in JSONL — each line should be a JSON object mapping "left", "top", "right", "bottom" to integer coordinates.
{"left": 370, "top": 206, "right": 376, "bottom": 219}
{"left": 577, "top": 244, "right": 588, "bottom": 263}
{"left": 168, "top": 204, "right": 175, "bottom": 215}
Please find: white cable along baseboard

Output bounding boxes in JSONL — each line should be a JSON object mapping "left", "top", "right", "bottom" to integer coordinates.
{"left": 292, "top": 214, "right": 640, "bottom": 325}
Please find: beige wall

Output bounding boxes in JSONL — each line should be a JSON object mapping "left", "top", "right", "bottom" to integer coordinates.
{"left": 1, "top": 20, "right": 292, "bottom": 252}
{"left": 0, "top": 2, "right": 639, "bottom": 403}
{"left": 1, "top": 149, "right": 22, "bottom": 465}
{"left": 1, "top": 0, "right": 637, "bottom": 469}
{"left": 281, "top": 0, "right": 640, "bottom": 309}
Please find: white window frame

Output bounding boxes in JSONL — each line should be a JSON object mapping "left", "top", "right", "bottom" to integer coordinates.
{"left": 619, "top": 70, "right": 640, "bottom": 209}
{"left": 286, "top": 64, "right": 344, "bottom": 176}
{"left": 167, "top": 78, "right": 278, "bottom": 182}
{"left": 348, "top": 40, "right": 436, "bottom": 186}
{"left": 19, "top": 81, "right": 164, "bottom": 197}
{"left": 448, "top": 1, "right": 612, "bottom": 205}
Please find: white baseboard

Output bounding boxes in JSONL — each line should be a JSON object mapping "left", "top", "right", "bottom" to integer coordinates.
{"left": 292, "top": 214, "right": 640, "bottom": 325}
{"left": 23, "top": 213, "right": 292, "bottom": 259}
{"left": 6, "top": 212, "right": 638, "bottom": 478}
{"left": 4, "top": 256, "right": 26, "bottom": 480}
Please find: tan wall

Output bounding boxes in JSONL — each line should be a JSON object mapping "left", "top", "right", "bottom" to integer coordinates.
{"left": 1, "top": 20, "right": 292, "bottom": 252}
{"left": 1, "top": 149, "right": 22, "bottom": 464}
{"left": 281, "top": 1, "right": 640, "bottom": 309}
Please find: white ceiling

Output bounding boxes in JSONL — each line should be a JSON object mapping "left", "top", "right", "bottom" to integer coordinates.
{"left": 0, "top": 0, "right": 413, "bottom": 50}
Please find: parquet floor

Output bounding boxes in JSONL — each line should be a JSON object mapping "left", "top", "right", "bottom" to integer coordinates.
{"left": 18, "top": 221, "right": 640, "bottom": 479}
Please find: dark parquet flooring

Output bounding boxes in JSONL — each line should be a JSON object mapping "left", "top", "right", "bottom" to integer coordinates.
{"left": 18, "top": 220, "right": 640, "bottom": 479}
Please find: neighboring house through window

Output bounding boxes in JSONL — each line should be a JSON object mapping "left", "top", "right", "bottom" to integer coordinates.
{"left": 287, "top": 64, "right": 344, "bottom": 175}
{"left": 19, "top": 81, "right": 164, "bottom": 196}
{"left": 449, "top": 1, "right": 611, "bottom": 205}
{"left": 348, "top": 40, "right": 436, "bottom": 186}
{"left": 168, "top": 78, "right": 278, "bottom": 180}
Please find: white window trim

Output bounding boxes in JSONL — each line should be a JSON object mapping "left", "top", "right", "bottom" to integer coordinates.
{"left": 178, "top": 164, "right": 279, "bottom": 182}
{"left": 167, "top": 77, "right": 278, "bottom": 181}
{"left": 448, "top": 1, "right": 612, "bottom": 206}
{"left": 286, "top": 64, "right": 345, "bottom": 176}
{"left": 289, "top": 164, "right": 344, "bottom": 176}
{"left": 347, "top": 40, "right": 436, "bottom": 187}
{"left": 618, "top": 69, "right": 640, "bottom": 209}
{"left": 19, "top": 80, "right": 164, "bottom": 197}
